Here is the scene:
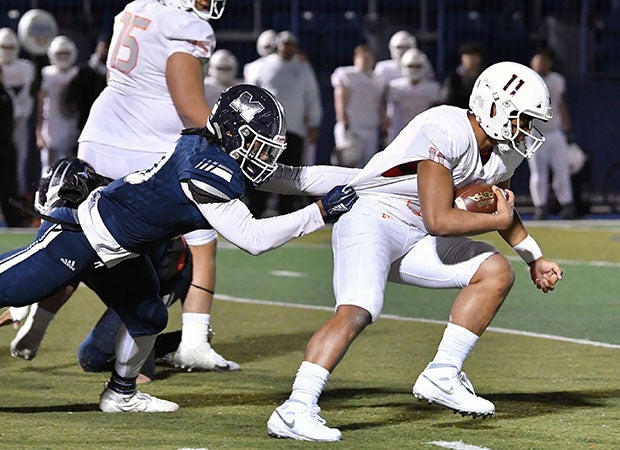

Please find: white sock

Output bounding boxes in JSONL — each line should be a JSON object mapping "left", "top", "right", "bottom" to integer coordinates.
{"left": 289, "top": 361, "right": 330, "bottom": 407}
{"left": 181, "top": 313, "right": 211, "bottom": 345}
{"left": 428, "top": 322, "right": 479, "bottom": 373}
{"left": 114, "top": 326, "right": 157, "bottom": 378}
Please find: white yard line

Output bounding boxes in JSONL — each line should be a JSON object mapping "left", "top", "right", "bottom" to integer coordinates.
{"left": 214, "top": 294, "right": 620, "bottom": 349}
{"left": 427, "top": 440, "right": 491, "bottom": 450}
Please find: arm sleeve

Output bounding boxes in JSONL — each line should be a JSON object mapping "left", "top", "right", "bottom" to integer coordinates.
{"left": 259, "top": 164, "right": 361, "bottom": 196}
{"left": 198, "top": 198, "right": 325, "bottom": 255}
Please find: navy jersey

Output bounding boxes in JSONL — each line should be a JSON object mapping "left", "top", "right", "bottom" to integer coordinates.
{"left": 85, "top": 134, "right": 245, "bottom": 255}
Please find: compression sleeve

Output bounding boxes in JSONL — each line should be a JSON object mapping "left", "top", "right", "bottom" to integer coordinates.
{"left": 259, "top": 165, "right": 360, "bottom": 196}
{"left": 196, "top": 198, "right": 325, "bottom": 255}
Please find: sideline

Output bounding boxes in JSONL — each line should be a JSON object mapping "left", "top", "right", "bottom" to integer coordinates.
{"left": 215, "top": 293, "right": 620, "bottom": 350}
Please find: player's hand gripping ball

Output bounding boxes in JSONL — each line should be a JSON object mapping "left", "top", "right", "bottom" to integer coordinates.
{"left": 454, "top": 183, "right": 504, "bottom": 213}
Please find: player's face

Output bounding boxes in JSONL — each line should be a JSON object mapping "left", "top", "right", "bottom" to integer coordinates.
{"left": 511, "top": 114, "right": 534, "bottom": 142}
{"left": 195, "top": 0, "right": 210, "bottom": 11}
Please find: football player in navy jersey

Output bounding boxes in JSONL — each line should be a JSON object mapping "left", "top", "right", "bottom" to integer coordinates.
{"left": 0, "top": 84, "right": 358, "bottom": 413}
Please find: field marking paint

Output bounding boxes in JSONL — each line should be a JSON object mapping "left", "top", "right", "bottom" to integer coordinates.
{"left": 428, "top": 441, "right": 491, "bottom": 450}
{"left": 215, "top": 294, "right": 620, "bottom": 349}
{"left": 269, "top": 270, "right": 307, "bottom": 278}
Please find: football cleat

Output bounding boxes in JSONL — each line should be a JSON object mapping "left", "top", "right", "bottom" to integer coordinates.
{"left": 172, "top": 340, "right": 240, "bottom": 372}
{"left": 412, "top": 365, "right": 495, "bottom": 418}
{"left": 99, "top": 388, "right": 179, "bottom": 413}
{"left": 267, "top": 399, "right": 342, "bottom": 442}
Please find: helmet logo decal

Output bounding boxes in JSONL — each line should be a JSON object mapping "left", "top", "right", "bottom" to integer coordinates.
{"left": 502, "top": 74, "right": 525, "bottom": 96}
{"left": 230, "top": 92, "right": 265, "bottom": 123}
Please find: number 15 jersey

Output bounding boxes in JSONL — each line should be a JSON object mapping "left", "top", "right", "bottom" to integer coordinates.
{"left": 79, "top": 0, "right": 215, "bottom": 154}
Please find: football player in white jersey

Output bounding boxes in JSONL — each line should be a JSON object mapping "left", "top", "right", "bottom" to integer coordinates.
{"left": 527, "top": 48, "right": 576, "bottom": 220}
{"left": 374, "top": 30, "right": 417, "bottom": 85}
{"left": 36, "top": 35, "right": 80, "bottom": 174}
{"left": 331, "top": 43, "right": 387, "bottom": 169}
{"left": 386, "top": 48, "right": 441, "bottom": 143}
{"left": 242, "top": 29, "right": 277, "bottom": 83}
{"left": 76, "top": 0, "right": 238, "bottom": 374}
{"left": 0, "top": 27, "right": 36, "bottom": 199}
{"left": 203, "top": 49, "right": 239, "bottom": 107}
{"left": 267, "top": 62, "right": 564, "bottom": 442}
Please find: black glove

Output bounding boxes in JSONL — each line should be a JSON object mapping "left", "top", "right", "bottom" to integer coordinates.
{"left": 320, "top": 185, "right": 357, "bottom": 223}
{"left": 58, "top": 172, "right": 112, "bottom": 207}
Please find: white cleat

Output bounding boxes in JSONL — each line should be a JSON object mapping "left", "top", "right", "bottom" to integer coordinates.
{"left": 267, "top": 399, "right": 342, "bottom": 442}
{"left": 412, "top": 365, "right": 495, "bottom": 418}
{"left": 99, "top": 388, "right": 179, "bottom": 413}
{"left": 173, "top": 341, "right": 240, "bottom": 372}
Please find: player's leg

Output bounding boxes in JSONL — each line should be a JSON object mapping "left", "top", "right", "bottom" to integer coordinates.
{"left": 547, "top": 131, "right": 577, "bottom": 218}
{"left": 172, "top": 231, "right": 240, "bottom": 372}
{"left": 268, "top": 199, "right": 404, "bottom": 441}
{"left": 10, "top": 285, "right": 75, "bottom": 360}
{"left": 90, "top": 256, "right": 176, "bottom": 412}
{"left": 528, "top": 143, "right": 551, "bottom": 219}
{"left": 392, "top": 235, "right": 512, "bottom": 416}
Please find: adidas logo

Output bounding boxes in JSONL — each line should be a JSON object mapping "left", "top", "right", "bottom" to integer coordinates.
{"left": 60, "top": 257, "right": 76, "bottom": 271}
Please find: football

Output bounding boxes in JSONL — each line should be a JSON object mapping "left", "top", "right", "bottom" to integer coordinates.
{"left": 454, "top": 183, "right": 500, "bottom": 213}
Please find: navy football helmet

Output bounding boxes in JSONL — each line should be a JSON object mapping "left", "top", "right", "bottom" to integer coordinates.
{"left": 208, "top": 84, "right": 287, "bottom": 186}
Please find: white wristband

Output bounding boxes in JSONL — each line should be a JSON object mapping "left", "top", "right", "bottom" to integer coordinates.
{"left": 512, "top": 235, "right": 543, "bottom": 264}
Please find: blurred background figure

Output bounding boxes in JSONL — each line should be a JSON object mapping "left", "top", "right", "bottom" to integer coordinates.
{"left": 36, "top": 35, "right": 79, "bottom": 174}
{"left": 67, "top": 33, "right": 110, "bottom": 132}
{"left": 527, "top": 48, "right": 577, "bottom": 220}
{"left": 245, "top": 30, "right": 322, "bottom": 216}
{"left": 374, "top": 30, "right": 416, "bottom": 85}
{"left": 386, "top": 48, "right": 441, "bottom": 144}
{"left": 0, "top": 27, "right": 35, "bottom": 214}
{"left": 0, "top": 65, "right": 22, "bottom": 227}
{"left": 243, "top": 29, "right": 276, "bottom": 82}
{"left": 441, "top": 42, "right": 484, "bottom": 108}
{"left": 331, "top": 43, "right": 386, "bottom": 168}
{"left": 204, "top": 49, "right": 239, "bottom": 107}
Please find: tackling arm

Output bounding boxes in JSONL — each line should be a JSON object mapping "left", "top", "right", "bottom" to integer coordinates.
{"left": 259, "top": 164, "right": 360, "bottom": 196}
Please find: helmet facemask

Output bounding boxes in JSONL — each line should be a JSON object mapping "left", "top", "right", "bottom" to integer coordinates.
{"left": 229, "top": 124, "right": 286, "bottom": 186}
{"left": 159, "top": 0, "right": 226, "bottom": 20}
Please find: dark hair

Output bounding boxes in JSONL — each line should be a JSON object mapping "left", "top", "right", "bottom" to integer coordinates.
{"left": 532, "top": 47, "right": 556, "bottom": 63}
{"left": 458, "top": 42, "right": 484, "bottom": 57}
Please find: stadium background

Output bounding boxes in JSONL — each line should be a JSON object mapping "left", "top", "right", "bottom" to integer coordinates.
{"left": 2, "top": 0, "right": 620, "bottom": 211}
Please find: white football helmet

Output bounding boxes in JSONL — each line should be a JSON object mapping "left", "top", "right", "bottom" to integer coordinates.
{"left": 17, "top": 9, "right": 58, "bottom": 56}
{"left": 401, "top": 48, "right": 428, "bottom": 82}
{"left": 0, "top": 27, "right": 19, "bottom": 65}
{"left": 389, "top": 30, "right": 417, "bottom": 62}
{"left": 47, "top": 35, "right": 77, "bottom": 70}
{"left": 256, "top": 29, "right": 277, "bottom": 57}
{"left": 208, "top": 49, "right": 238, "bottom": 84}
{"left": 158, "top": 0, "right": 226, "bottom": 20}
{"left": 469, "top": 61, "right": 553, "bottom": 158}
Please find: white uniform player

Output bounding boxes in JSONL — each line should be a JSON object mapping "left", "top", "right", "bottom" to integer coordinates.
{"left": 242, "top": 29, "right": 276, "bottom": 83}
{"left": 267, "top": 62, "right": 564, "bottom": 442}
{"left": 36, "top": 36, "right": 79, "bottom": 174}
{"left": 331, "top": 49, "right": 385, "bottom": 168}
{"left": 374, "top": 30, "right": 416, "bottom": 85}
{"left": 527, "top": 51, "right": 575, "bottom": 219}
{"left": 386, "top": 48, "right": 441, "bottom": 143}
{"left": 203, "top": 49, "right": 239, "bottom": 107}
{"left": 0, "top": 27, "right": 36, "bottom": 196}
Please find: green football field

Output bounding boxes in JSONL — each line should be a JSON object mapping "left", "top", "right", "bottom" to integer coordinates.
{"left": 0, "top": 224, "right": 618, "bottom": 449}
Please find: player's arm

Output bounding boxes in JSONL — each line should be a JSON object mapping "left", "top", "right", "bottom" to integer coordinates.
{"left": 418, "top": 160, "right": 514, "bottom": 236}
{"left": 333, "top": 83, "right": 349, "bottom": 128}
{"left": 35, "top": 88, "right": 46, "bottom": 149}
{"left": 495, "top": 180, "right": 563, "bottom": 293}
{"left": 166, "top": 52, "right": 210, "bottom": 127}
{"left": 258, "top": 164, "right": 360, "bottom": 196}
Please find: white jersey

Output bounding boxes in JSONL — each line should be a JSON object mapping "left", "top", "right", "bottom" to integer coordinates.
{"left": 203, "top": 76, "right": 238, "bottom": 108}
{"left": 1, "top": 58, "right": 35, "bottom": 120}
{"left": 386, "top": 76, "right": 441, "bottom": 143}
{"left": 374, "top": 59, "right": 402, "bottom": 85}
{"left": 247, "top": 53, "right": 322, "bottom": 136}
{"left": 347, "top": 105, "right": 524, "bottom": 232}
{"left": 331, "top": 65, "right": 385, "bottom": 128}
{"left": 79, "top": 0, "right": 215, "bottom": 153}
{"left": 243, "top": 56, "right": 266, "bottom": 83}
{"left": 537, "top": 71, "right": 564, "bottom": 133}
{"left": 40, "top": 65, "right": 80, "bottom": 151}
